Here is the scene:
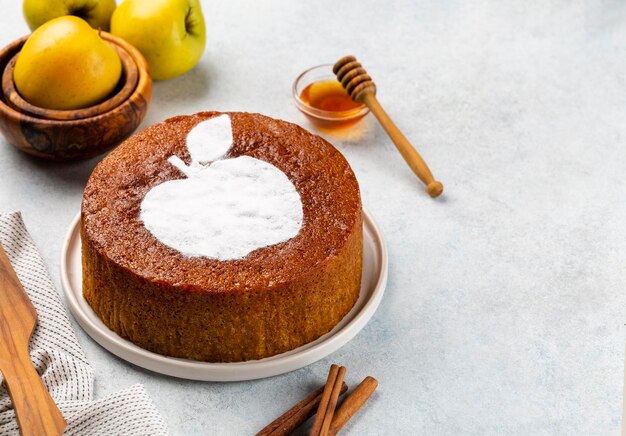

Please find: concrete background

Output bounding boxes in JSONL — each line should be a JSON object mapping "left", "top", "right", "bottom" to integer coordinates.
{"left": 1, "top": 0, "right": 625, "bottom": 434}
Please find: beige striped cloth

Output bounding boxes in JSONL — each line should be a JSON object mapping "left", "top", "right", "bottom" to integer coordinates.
{"left": 0, "top": 212, "right": 168, "bottom": 436}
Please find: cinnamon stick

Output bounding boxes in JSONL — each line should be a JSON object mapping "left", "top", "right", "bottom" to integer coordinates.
{"left": 255, "top": 386, "right": 323, "bottom": 436}
{"left": 255, "top": 382, "right": 348, "bottom": 436}
{"left": 309, "top": 365, "right": 340, "bottom": 436}
{"left": 328, "top": 376, "right": 378, "bottom": 435}
{"left": 310, "top": 364, "right": 346, "bottom": 436}
{"left": 319, "top": 366, "right": 346, "bottom": 436}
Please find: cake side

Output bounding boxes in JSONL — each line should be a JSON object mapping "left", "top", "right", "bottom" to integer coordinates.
{"left": 81, "top": 214, "right": 362, "bottom": 362}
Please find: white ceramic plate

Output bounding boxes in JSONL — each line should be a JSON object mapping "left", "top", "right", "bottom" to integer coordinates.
{"left": 61, "top": 209, "right": 388, "bottom": 381}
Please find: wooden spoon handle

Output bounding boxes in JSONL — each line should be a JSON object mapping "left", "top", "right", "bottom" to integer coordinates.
{"left": 0, "top": 244, "right": 65, "bottom": 435}
{"left": 0, "top": 346, "right": 66, "bottom": 436}
{"left": 362, "top": 92, "right": 443, "bottom": 198}
{"left": 1, "top": 346, "right": 65, "bottom": 436}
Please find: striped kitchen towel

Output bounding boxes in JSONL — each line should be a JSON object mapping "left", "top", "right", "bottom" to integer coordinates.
{"left": 0, "top": 212, "right": 168, "bottom": 436}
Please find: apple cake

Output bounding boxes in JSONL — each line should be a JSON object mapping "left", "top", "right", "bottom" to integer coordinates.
{"left": 81, "top": 111, "right": 362, "bottom": 362}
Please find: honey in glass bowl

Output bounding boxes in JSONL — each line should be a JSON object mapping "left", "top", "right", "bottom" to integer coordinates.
{"left": 293, "top": 64, "right": 369, "bottom": 129}
{"left": 300, "top": 80, "right": 361, "bottom": 112}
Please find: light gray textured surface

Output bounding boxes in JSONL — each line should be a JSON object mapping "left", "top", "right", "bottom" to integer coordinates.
{"left": 1, "top": 0, "right": 625, "bottom": 434}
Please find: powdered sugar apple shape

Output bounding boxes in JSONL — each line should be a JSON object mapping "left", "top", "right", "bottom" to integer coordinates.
{"left": 140, "top": 115, "right": 304, "bottom": 260}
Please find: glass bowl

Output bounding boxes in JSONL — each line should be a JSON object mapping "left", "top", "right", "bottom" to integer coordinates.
{"left": 293, "top": 64, "right": 369, "bottom": 129}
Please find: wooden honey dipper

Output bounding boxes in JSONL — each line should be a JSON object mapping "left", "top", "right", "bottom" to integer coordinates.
{"left": 333, "top": 56, "right": 444, "bottom": 198}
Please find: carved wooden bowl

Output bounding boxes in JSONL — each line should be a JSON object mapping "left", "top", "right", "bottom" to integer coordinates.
{"left": 0, "top": 32, "right": 151, "bottom": 160}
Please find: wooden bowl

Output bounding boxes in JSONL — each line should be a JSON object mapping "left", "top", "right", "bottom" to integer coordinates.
{"left": 0, "top": 32, "right": 152, "bottom": 160}
{"left": 3, "top": 45, "right": 138, "bottom": 120}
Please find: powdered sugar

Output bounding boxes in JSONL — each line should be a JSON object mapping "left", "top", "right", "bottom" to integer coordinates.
{"left": 140, "top": 115, "right": 303, "bottom": 260}
{"left": 186, "top": 114, "right": 233, "bottom": 164}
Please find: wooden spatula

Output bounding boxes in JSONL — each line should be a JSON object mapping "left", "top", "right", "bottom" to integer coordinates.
{"left": 0, "top": 244, "right": 66, "bottom": 436}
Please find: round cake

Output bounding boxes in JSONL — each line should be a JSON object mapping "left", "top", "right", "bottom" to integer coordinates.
{"left": 81, "top": 111, "right": 362, "bottom": 362}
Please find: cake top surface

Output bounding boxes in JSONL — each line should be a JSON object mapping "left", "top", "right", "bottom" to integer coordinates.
{"left": 139, "top": 114, "right": 304, "bottom": 260}
{"left": 81, "top": 111, "right": 361, "bottom": 293}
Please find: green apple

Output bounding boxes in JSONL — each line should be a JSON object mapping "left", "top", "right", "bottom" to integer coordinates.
{"left": 111, "top": 0, "right": 206, "bottom": 80}
{"left": 23, "top": 0, "right": 116, "bottom": 31}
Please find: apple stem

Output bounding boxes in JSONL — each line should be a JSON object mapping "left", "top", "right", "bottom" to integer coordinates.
{"left": 167, "top": 155, "right": 193, "bottom": 177}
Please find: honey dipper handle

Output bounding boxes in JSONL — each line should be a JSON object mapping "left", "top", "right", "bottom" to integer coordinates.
{"left": 362, "top": 93, "right": 443, "bottom": 198}
{"left": 1, "top": 345, "right": 66, "bottom": 436}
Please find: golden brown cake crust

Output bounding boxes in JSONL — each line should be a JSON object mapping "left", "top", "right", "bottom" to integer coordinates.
{"left": 81, "top": 111, "right": 362, "bottom": 362}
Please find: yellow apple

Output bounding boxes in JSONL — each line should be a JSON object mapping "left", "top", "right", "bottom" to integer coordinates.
{"left": 23, "top": 0, "right": 116, "bottom": 31}
{"left": 111, "top": 0, "right": 206, "bottom": 80}
{"left": 14, "top": 16, "right": 122, "bottom": 110}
